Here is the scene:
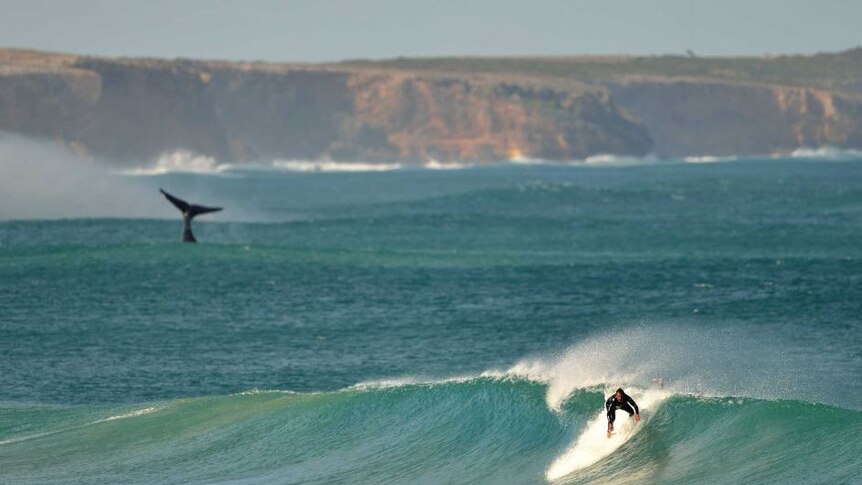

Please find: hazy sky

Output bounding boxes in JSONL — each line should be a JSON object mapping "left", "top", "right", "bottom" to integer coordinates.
{"left": 2, "top": 0, "right": 860, "bottom": 62}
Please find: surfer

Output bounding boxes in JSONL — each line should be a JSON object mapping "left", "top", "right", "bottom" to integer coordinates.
{"left": 159, "top": 188, "right": 223, "bottom": 243}
{"left": 606, "top": 388, "right": 640, "bottom": 437}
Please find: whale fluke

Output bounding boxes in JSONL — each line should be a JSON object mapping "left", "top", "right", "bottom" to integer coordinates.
{"left": 159, "top": 188, "right": 222, "bottom": 242}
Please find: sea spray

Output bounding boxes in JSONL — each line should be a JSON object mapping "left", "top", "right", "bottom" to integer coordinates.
{"left": 502, "top": 324, "right": 830, "bottom": 411}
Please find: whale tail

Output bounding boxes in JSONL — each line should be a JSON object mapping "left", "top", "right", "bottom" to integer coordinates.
{"left": 159, "top": 189, "right": 222, "bottom": 242}
{"left": 160, "top": 188, "right": 222, "bottom": 218}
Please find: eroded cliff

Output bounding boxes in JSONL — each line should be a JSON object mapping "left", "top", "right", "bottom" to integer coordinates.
{"left": 0, "top": 50, "right": 651, "bottom": 164}
{"left": 1, "top": 48, "right": 861, "bottom": 164}
{"left": 608, "top": 78, "right": 862, "bottom": 157}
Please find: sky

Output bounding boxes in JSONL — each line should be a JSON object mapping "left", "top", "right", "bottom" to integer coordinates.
{"left": 1, "top": 0, "right": 860, "bottom": 63}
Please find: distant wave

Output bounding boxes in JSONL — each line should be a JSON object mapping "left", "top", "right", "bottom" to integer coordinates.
{"left": 122, "top": 150, "right": 233, "bottom": 175}
{"left": 682, "top": 148, "right": 862, "bottom": 163}
{"left": 118, "top": 147, "right": 862, "bottom": 178}
{"left": 123, "top": 154, "right": 404, "bottom": 175}
{"left": 507, "top": 154, "right": 659, "bottom": 167}
{"left": 123, "top": 155, "right": 659, "bottom": 174}
{"left": 422, "top": 160, "right": 473, "bottom": 170}
{"left": 582, "top": 153, "right": 657, "bottom": 166}
{"left": 683, "top": 155, "right": 740, "bottom": 163}
{"left": 507, "top": 153, "right": 546, "bottom": 165}
{"left": 786, "top": 146, "right": 862, "bottom": 160}
{"left": 682, "top": 147, "right": 862, "bottom": 163}
{"left": 272, "top": 160, "right": 403, "bottom": 172}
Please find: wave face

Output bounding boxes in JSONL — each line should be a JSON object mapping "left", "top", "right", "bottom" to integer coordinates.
{"left": 1, "top": 380, "right": 859, "bottom": 485}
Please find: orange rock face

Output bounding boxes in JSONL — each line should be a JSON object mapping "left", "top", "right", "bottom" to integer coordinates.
{"left": 3, "top": 49, "right": 862, "bottom": 164}
{"left": 609, "top": 79, "right": 862, "bottom": 157}
{"left": 0, "top": 51, "right": 652, "bottom": 163}
{"left": 336, "top": 73, "right": 651, "bottom": 162}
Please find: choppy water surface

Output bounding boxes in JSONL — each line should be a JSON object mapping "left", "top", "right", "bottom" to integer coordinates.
{"left": 1, "top": 157, "right": 860, "bottom": 484}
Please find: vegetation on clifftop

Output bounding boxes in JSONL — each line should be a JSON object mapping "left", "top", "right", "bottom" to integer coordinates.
{"left": 337, "top": 48, "right": 862, "bottom": 94}
{"left": 1, "top": 47, "right": 862, "bottom": 162}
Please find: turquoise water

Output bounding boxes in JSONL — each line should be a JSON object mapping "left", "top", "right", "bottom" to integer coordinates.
{"left": 1, "top": 158, "right": 860, "bottom": 484}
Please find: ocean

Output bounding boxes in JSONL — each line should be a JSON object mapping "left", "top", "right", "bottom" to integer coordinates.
{"left": 1, "top": 153, "right": 860, "bottom": 484}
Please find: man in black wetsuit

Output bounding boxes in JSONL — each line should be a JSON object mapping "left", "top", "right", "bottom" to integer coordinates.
{"left": 606, "top": 388, "right": 640, "bottom": 436}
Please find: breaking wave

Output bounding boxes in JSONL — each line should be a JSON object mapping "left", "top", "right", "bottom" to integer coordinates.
{"left": 786, "top": 146, "right": 862, "bottom": 160}
{"left": 272, "top": 159, "right": 403, "bottom": 172}
{"left": 582, "top": 154, "right": 657, "bottom": 166}
{"left": 3, "top": 325, "right": 856, "bottom": 484}
{"left": 1, "top": 379, "right": 856, "bottom": 485}
{"left": 683, "top": 155, "right": 740, "bottom": 163}
{"left": 122, "top": 150, "right": 234, "bottom": 175}
{"left": 423, "top": 159, "right": 474, "bottom": 170}
{"left": 114, "top": 147, "right": 862, "bottom": 178}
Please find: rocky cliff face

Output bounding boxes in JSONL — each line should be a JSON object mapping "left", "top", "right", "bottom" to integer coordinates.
{"left": 0, "top": 65, "right": 99, "bottom": 147}
{"left": 309, "top": 74, "right": 651, "bottom": 162}
{"left": 0, "top": 51, "right": 651, "bottom": 164}
{"left": 608, "top": 78, "right": 862, "bottom": 158}
{"left": 1, "top": 49, "right": 861, "bottom": 164}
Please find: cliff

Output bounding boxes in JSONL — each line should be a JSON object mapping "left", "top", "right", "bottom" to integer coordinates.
{"left": 1, "top": 48, "right": 862, "bottom": 164}
{"left": 608, "top": 78, "right": 862, "bottom": 157}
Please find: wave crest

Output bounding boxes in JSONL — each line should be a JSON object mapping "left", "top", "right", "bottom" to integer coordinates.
{"left": 423, "top": 159, "right": 473, "bottom": 170}
{"left": 787, "top": 146, "right": 862, "bottom": 160}
{"left": 3, "top": 382, "right": 856, "bottom": 485}
{"left": 272, "top": 160, "right": 403, "bottom": 172}
{"left": 683, "top": 155, "right": 739, "bottom": 163}
{"left": 123, "top": 150, "right": 233, "bottom": 175}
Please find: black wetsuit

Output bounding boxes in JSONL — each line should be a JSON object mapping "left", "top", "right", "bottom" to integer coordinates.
{"left": 606, "top": 394, "right": 639, "bottom": 423}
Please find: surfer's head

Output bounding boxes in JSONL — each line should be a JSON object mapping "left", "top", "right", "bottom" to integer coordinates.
{"left": 615, "top": 388, "right": 625, "bottom": 400}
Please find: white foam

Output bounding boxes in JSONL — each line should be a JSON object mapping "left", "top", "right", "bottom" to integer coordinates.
{"left": 504, "top": 322, "right": 836, "bottom": 415}
{"left": 123, "top": 150, "right": 233, "bottom": 175}
{"left": 422, "top": 160, "right": 473, "bottom": 170}
{"left": 351, "top": 373, "right": 482, "bottom": 390}
{"left": 101, "top": 406, "right": 161, "bottom": 422}
{"left": 546, "top": 389, "right": 669, "bottom": 480}
{"left": 503, "top": 330, "right": 657, "bottom": 411}
{"left": 786, "top": 146, "right": 862, "bottom": 160}
{"left": 350, "top": 322, "right": 827, "bottom": 415}
{"left": 583, "top": 154, "right": 625, "bottom": 165}
{"left": 507, "top": 154, "right": 547, "bottom": 165}
{"left": 683, "top": 155, "right": 739, "bottom": 163}
{"left": 272, "top": 160, "right": 402, "bottom": 172}
{"left": 351, "top": 325, "right": 752, "bottom": 411}
{"left": 582, "top": 154, "right": 658, "bottom": 166}
{"left": 504, "top": 154, "right": 659, "bottom": 167}
{"left": 234, "top": 389, "right": 306, "bottom": 397}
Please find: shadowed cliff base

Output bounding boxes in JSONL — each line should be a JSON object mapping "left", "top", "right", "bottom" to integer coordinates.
{"left": 2, "top": 48, "right": 862, "bottom": 164}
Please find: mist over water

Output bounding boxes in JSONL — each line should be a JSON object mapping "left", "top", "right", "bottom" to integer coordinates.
{"left": 1, "top": 145, "right": 860, "bottom": 484}
{"left": 0, "top": 133, "right": 164, "bottom": 220}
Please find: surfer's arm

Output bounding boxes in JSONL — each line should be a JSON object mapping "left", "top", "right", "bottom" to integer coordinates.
{"left": 627, "top": 397, "right": 639, "bottom": 415}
